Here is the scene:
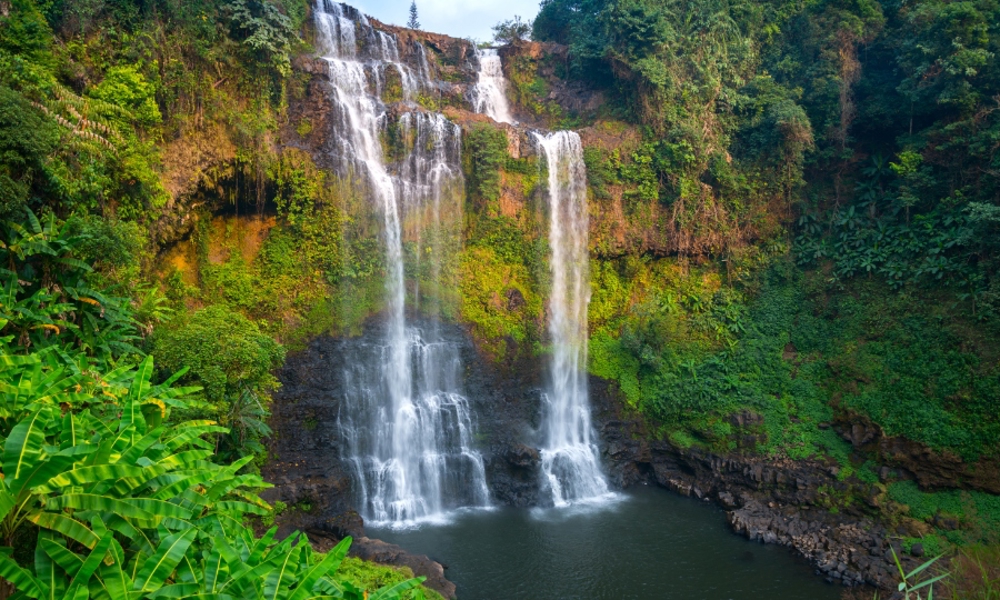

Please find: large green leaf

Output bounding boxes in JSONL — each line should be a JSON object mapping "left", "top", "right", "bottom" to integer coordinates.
{"left": 120, "top": 356, "right": 153, "bottom": 438}
{"left": 204, "top": 550, "right": 228, "bottom": 594}
{"left": 156, "top": 449, "right": 215, "bottom": 469}
{"left": 103, "top": 515, "right": 141, "bottom": 543}
{"left": 161, "top": 424, "right": 227, "bottom": 454}
{"left": 0, "top": 551, "right": 46, "bottom": 599}
{"left": 116, "top": 426, "right": 166, "bottom": 465}
{"left": 146, "top": 473, "right": 206, "bottom": 500}
{"left": 123, "top": 498, "right": 193, "bottom": 520}
{"left": 3, "top": 408, "right": 51, "bottom": 483}
{"left": 109, "top": 465, "right": 171, "bottom": 497}
{"left": 59, "top": 412, "right": 79, "bottom": 449}
{"left": 286, "top": 537, "right": 352, "bottom": 600}
{"left": 219, "top": 558, "right": 281, "bottom": 597}
{"left": 47, "top": 494, "right": 155, "bottom": 520}
{"left": 263, "top": 543, "right": 301, "bottom": 600}
{"left": 133, "top": 528, "right": 197, "bottom": 592}
{"left": 127, "top": 356, "right": 154, "bottom": 405}
{"left": 97, "top": 562, "right": 133, "bottom": 600}
{"left": 0, "top": 489, "right": 16, "bottom": 523}
{"left": 67, "top": 534, "right": 113, "bottom": 591}
{"left": 203, "top": 476, "right": 259, "bottom": 504}
{"left": 147, "top": 583, "right": 200, "bottom": 598}
{"left": 368, "top": 577, "right": 426, "bottom": 600}
{"left": 35, "top": 534, "right": 66, "bottom": 600}
{"left": 13, "top": 453, "right": 79, "bottom": 494}
{"left": 36, "top": 463, "right": 147, "bottom": 492}
{"left": 0, "top": 353, "right": 41, "bottom": 368}
{"left": 39, "top": 538, "right": 84, "bottom": 577}
{"left": 29, "top": 512, "right": 100, "bottom": 548}
{"left": 214, "top": 501, "right": 269, "bottom": 516}
{"left": 246, "top": 528, "right": 279, "bottom": 565}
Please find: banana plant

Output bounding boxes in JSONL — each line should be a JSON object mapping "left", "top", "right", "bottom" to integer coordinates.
{"left": 0, "top": 356, "right": 226, "bottom": 545}
{"left": 0, "top": 354, "right": 428, "bottom": 600}
{"left": 2, "top": 526, "right": 425, "bottom": 600}
{"left": 0, "top": 210, "right": 140, "bottom": 364}
{"left": 0, "top": 353, "right": 199, "bottom": 436}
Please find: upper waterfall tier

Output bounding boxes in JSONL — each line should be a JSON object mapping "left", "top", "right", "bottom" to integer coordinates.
{"left": 472, "top": 48, "right": 515, "bottom": 124}
{"left": 314, "top": 1, "right": 431, "bottom": 99}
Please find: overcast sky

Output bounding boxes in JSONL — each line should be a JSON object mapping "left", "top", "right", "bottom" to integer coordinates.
{"left": 345, "top": 0, "right": 540, "bottom": 42}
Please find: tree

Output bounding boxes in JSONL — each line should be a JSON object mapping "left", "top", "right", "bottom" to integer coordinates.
{"left": 492, "top": 15, "right": 532, "bottom": 45}
{"left": 407, "top": 1, "right": 420, "bottom": 30}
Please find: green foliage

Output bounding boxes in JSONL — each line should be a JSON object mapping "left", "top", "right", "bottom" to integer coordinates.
{"left": 0, "top": 360, "right": 427, "bottom": 599}
{"left": 459, "top": 244, "right": 543, "bottom": 360}
{"left": 890, "top": 547, "right": 950, "bottom": 600}
{"left": 88, "top": 65, "right": 161, "bottom": 127}
{"left": 338, "top": 557, "right": 446, "bottom": 600}
{"left": 153, "top": 305, "right": 285, "bottom": 460}
{"left": 889, "top": 481, "right": 1000, "bottom": 545}
{"left": 225, "top": 0, "right": 301, "bottom": 78}
{"left": 503, "top": 51, "right": 572, "bottom": 126}
{"left": 0, "top": 233, "right": 430, "bottom": 599}
{"left": 464, "top": 124, "right": 508, "bottom": 208}
{"left": 0, "top": 211, "right": 144, "bottom": 364}
{"left": 0, "top": 87, "right": 59, "bottom": 217}
{"left": 590, "top": 255, "right": 1000, "bottom": 461}
{"left": 533, "top": 0, "right": 1000, "bottom": 317}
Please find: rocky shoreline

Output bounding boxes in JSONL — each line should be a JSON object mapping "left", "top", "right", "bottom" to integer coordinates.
{"left": 261, "top": 324, "right": 954, "bottom": 598}
{"left": 593, "top": 378, "right": 934, "bottom": 592}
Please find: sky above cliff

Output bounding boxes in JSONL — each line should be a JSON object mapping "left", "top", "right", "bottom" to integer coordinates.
{"left": 346, "top": 0, "right": 539, "bottom": 42}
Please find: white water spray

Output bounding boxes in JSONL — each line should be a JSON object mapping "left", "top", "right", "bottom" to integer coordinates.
{"left": 315, "top": 0, "right": 489, "bottom": 526}
{"left": 534, "top": 131, "right": 610, "bottom": 506}
{"left": 472, "top": 48, "right": 515, "bottom": 124}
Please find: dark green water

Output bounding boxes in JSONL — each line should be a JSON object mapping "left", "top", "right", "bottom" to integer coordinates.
{"left": 371, "top": 486, "right": 841, "bottom": 600}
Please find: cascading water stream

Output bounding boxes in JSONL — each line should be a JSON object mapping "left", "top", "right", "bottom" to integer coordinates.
{"left": 534, "top": 131, "right": 611, "bottom": 506}
{"left": 472, "top": 48, "right": 515, "bottom": 124}
{"left": 314, "top": 0, "right": 489, "bottom": 526}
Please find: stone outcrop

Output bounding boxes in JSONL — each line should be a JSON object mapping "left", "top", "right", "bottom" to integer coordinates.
{"left": 498, "top": 41, "right": 606, "bottom": 126}
{"left": 834, "top": 411, "right": 1000, "bottom": 495}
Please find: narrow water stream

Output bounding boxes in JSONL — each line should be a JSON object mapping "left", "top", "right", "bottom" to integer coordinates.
{"left": 372, "top": 486, "right": 840, "bottom": 600}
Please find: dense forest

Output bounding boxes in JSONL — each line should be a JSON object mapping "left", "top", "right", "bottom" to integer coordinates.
{"left": 1, "top": 0, "right": 999, "bottom": 597}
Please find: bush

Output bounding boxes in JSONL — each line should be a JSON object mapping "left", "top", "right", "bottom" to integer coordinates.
{"left": 154, "top": 304, "right": 285, "bottom": 404}
{"left": 153, "top": 304, "right": 285, "bottom": 459}
{"left": 464, "top": 124, "right": 508, "bottom": 208}
{"left": 89, "top": 65, "right": 162, "bottom": 127}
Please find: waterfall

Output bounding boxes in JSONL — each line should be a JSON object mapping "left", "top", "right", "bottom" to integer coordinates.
{"left": 472, "top": 48, "right": 515, "bottom": 124}
{"left": 314, "top": 0, "right": 489, "bottom": 526}
{"left": 534, "top": 131, "right": 611, "bottom": 506}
